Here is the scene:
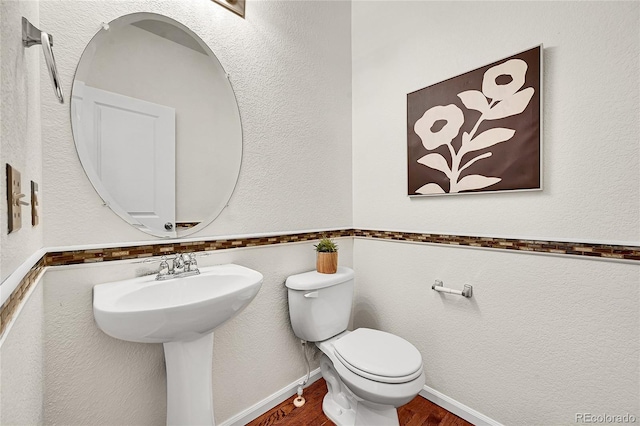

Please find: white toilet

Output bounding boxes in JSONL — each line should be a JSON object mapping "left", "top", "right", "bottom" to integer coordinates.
{"left": 285, "top": 267, "right": 425, "bottom": 426}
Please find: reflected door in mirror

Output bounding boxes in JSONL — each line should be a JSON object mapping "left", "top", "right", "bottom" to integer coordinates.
{"left": 73, "top": 82, "right": 177, "bottom": 236}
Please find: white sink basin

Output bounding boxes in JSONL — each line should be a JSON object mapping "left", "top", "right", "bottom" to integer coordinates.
{"left": 93, "top": 263, "right": 263, "bottom": 425}
{"left": 93, "top": 263, "right": 263, "bottom": 343}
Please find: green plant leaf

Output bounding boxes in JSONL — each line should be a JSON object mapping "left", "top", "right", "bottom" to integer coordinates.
{"left": 315, "top": 238, "right": 338, "bottom": 252}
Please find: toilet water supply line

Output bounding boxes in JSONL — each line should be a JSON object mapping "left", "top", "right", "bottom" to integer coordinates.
{"left": 294, "top": 340, "right": 311, "bottom": 408}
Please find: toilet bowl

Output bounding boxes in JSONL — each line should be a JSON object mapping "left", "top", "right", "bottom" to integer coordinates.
{"left": 285, "top": 267, "right": 425, "bottom": 426}
{"left": 317, "top": 329, "right": 426, "bottom": 425}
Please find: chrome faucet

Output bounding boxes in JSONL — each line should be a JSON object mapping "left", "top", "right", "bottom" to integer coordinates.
{"left": 156, "top": 253, "right": 200, "bottom": 280}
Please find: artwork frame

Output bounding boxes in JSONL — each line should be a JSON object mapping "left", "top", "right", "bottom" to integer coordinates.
{"left": 407, "top": 45, "right": 543, "bottom": 197}
{"left": 212, "top": 0, "right": 245, "bottom": 18}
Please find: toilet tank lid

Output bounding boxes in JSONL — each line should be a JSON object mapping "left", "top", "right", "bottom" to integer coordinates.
{"left": 285, "top": 267, "right": 354, "bottom": 290}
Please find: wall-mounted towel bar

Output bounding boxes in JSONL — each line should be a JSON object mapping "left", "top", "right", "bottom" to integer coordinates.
{"left": 22, "top": 17, "right": 64, "bottom": 104}
{"left": 432, "top": 280, "right": 473, "bottom": 298}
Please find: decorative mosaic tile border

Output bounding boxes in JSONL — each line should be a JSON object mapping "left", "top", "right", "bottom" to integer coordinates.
{"left": 44, "top": 229, "right": 354, "bottom": 266}
{"left": 353, "top": 229, "right": 640, "bottom": 261}
{"left": 2, "top": 228, "right": 639, "bottom": 338}
{"left": 0, "top": 257, "right": 45, "bottom": 336}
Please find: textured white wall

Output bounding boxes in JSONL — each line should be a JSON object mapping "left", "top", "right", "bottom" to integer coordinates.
{"left": 44, "top": 240, "right": 352, "bottom": 425}
{"left": 351, "top": 1, "right": 640, "bottom": 423}
{"left": 5, "top": 1, "right": 639, "bottom": 425}
{"left": 0, "top": 280, "right": 44, "bottom": 425}
{"left": 353, "top": 239, "right": 639, "bottom": 425}
{"left": 352, "top": 1, "right": 639, "bottom": 244}
{"left": 1, "top": 0, "right": 43, "bottom": 282}
{"left": 0, "top": 2, "right": 44, "bottom": 422}
{"left": 40, "top": 0, "right": 352, "bottom": 247}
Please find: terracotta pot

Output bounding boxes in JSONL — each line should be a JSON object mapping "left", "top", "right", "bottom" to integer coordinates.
{"left": 316, "top": 252, "right": 338, "bottom": 274}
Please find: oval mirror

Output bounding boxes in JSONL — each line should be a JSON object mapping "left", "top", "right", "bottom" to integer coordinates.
{"left": 71, "top": 12, "right": 242, "bottom": 238}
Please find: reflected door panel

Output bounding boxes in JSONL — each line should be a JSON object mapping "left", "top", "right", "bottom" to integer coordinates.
{"left": 77, "top": 83, "right": 177, "bottom": 236}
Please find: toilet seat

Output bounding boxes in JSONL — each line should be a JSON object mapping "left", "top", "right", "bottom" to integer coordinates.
{"left": 333, "top": 328, "right": 423, "bottom": 384}
{"left": 317, "top": 330, "right": 426, "bottom": 409}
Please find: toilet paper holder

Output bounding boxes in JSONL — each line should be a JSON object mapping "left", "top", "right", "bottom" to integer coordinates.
{"left": 432, "top": 280, "right": 473, "bottom": 298}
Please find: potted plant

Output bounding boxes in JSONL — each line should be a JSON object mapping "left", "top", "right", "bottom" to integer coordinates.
{"left": 315, "top": 237, "right": 338, "bottom": 274}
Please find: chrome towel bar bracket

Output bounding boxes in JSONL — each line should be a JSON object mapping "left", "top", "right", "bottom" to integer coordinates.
{"left": 432, "top": 280, "right": 473, "bottom": 298}
{"left": 22, "top": 17, "right": 64, "bottom": 104}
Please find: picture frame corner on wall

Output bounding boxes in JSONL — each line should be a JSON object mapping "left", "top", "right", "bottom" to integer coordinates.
{"left": 212, "top": 0, "right": 246, "bottom": 18}
{"left": 407, "top": 44, "right": 543, "bottom": 198}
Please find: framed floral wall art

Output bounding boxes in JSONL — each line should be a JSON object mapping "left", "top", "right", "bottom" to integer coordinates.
{"left": 407, "top": 45, "right": 542, "bottom": 196}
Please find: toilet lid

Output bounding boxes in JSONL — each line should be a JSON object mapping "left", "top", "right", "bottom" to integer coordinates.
{"left": 333, "top": 328, "right": 423, "bottom": 383}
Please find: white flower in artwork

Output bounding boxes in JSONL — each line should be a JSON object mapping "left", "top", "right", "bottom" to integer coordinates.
{"left": 414, "top": 57, "right": 535, "bottom": 195}
{"left": 414, "top": 104, "right": 464, "bottom": 150}
{"left": 482, "top": 59, "right": 527, "bottom": 101}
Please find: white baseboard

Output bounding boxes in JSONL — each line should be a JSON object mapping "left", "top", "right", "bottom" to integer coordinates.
{"left": 420, "top": 385, "right": 503, "bottom": 426}
{"left": 220, "top": 368, "right": 322, "bottom": 426}
{"left": 219, "top": 370, "right": 501, "bottom": 426}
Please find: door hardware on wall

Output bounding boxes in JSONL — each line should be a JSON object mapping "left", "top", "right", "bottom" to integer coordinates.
{"left": 6, "top": 164, "right": 29, "bottom": 233}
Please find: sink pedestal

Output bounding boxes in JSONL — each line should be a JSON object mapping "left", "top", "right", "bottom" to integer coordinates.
{"left": 93, "top": 264, "right": 264, "bottom": 425}
{"left": 164, "top": 333, "right": 215, "bottom": 425}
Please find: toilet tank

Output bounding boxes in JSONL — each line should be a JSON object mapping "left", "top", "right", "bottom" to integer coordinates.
{"left": 285, "top": 267, "right": 354, "bottom": 342}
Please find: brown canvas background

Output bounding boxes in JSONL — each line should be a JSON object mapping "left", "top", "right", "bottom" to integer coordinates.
{"left": 407, "top": 46, "right": 541, "bottom": 195}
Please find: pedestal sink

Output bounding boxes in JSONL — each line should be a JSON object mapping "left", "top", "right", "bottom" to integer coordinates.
{"left": 93, "top": 263, "right": 263, "bottom": 425}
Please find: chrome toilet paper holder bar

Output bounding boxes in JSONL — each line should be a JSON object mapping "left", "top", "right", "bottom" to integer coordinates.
{"left": 432, "top": 280, "right": 473, "bottom": 298}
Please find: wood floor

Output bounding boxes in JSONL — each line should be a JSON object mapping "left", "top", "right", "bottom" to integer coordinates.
{"left": 247, "top": 379, "right": 473, "bottom": 426}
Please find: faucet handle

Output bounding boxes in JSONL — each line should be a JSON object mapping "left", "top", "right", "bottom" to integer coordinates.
{"left": 181, "top": 253, "right": 191, "bottom": 271}
{"left": 182, "top": 253, "right": 197, "bottom": 272}
{"left": 159, "top": 256, "right": 169, "bottom": 271}
{"left": 189, "top": 253, "right": 198, "bottom": 270}
{"left": 156, "top": 256, "right": 170, "bottom": 280}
